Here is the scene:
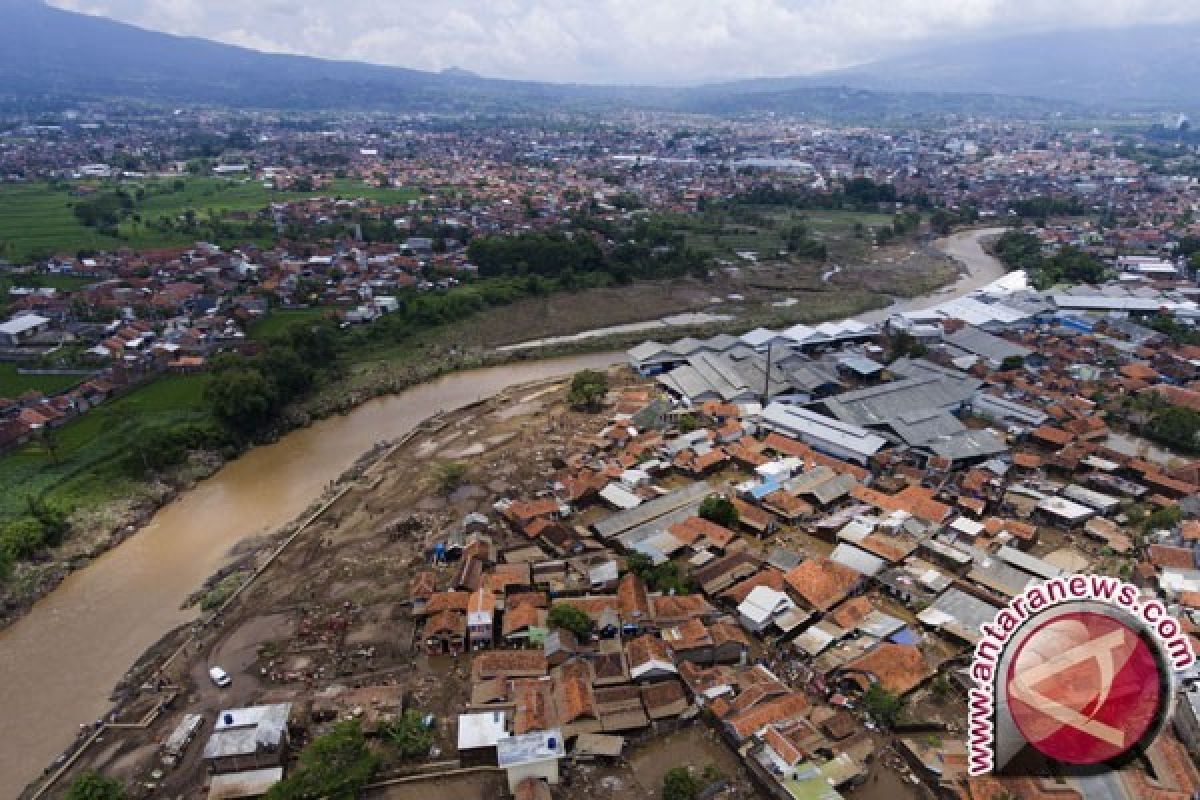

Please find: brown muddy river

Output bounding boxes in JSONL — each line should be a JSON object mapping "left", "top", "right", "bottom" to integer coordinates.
{"left": 0, "top": 352, "right": 621, "bottom": 797}
{"left": 0, "top": 228, "right": 1009, "bottom": 796}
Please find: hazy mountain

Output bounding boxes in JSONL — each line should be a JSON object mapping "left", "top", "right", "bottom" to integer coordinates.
{"left": 0, "top": 0, "right": 1070, "bottom": 117}
{"left": 817, "top": 24, "right": 1200, "bottom": 108}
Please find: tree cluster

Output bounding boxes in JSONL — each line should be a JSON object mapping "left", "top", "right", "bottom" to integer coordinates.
{"left": 547, "top": 602, "right": 593, "bottom": 639}
{"left": 266, "top": 721, "right": 379, "bottom": 800}
{"left": 206, "top": 319, "right": 336, "bottom": 440}
{"left": 0, "top": 498, "right": 70, "bottom": 581}
{"left": 1146, "top": 406, "right": 1200, "bottom": 453}
{"left": 625, "top": 552, "right": 690, "bottom": 595}
{"left": 991, "top": 231, "right": 1107, "bottom": 289}
{"left": 698, "top": 495, "right": 738, "bottom": 528}
{"left": 568, "top": 369, "right": 608, "bottom": 410}
{"left": 863, "top": 683, "right": 904, "bottom": 728}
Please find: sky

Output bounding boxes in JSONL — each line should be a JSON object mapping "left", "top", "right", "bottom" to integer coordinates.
{"left": 47, "top": 0, "right": 1200, "bottom": 86}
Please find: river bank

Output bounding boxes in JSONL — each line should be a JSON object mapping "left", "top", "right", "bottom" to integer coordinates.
{"left": 1, "top": 227, "right": 1008, "bottom": 797}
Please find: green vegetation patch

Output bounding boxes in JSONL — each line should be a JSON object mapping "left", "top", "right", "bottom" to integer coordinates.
{"left": 0, "top": 374, "right": 211, "bottom": 520}
{"left": 0, "top": 177, "right": 419, "bottom": 262}
{"left": 0, "top": 364, "right": 85, "bottom": 397}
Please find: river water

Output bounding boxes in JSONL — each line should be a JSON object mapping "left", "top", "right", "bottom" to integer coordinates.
{"left": 0, "top": 353, "right": 621, "bottom": 796}
{"left": 0, "top": 229, "right": 1007, "bottom": 796}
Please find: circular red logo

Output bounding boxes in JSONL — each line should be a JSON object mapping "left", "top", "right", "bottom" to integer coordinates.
{"left": 1005, "top": 610, "right": 1162, "bottom": 764}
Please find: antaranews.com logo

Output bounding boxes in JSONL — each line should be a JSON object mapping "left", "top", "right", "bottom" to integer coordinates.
{"left": 967, "top": 574, "right": 1196, "bottom": 775}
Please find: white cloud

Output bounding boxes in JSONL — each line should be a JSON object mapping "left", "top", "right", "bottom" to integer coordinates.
{"left": 47, "top": 0, "right": 1200, "bottom": 84}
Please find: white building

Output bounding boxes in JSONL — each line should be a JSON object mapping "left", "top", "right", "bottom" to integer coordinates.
{"left": 496, "top": 729, "right": 564, "bottom": 793}
{"left": 737, "top": 586, "right": 796, "bottom": 633}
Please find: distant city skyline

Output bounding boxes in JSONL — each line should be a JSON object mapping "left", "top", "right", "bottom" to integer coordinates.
{"left": 48, "top": 0, "right": 1200, "bottom": 86}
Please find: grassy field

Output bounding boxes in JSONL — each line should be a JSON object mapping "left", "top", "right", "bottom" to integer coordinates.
{"left": 0, "top": 374, "right": 210, "bottom": 519}
{"left": 0, "top": 183, "right": 124, "bottom": 260}
{"left": 676, "top": 208, "right": 896, "bottom": 263}
{"left": 0, "top": 364, "right": 86, "bottom": 398}
{"left": 249, "top": 307, "right": 332, "bottom": 340}
{"left": 0, "top": 177, "right": 419, "bottom": 262}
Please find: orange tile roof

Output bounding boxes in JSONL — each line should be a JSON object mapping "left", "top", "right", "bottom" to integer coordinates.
{"left": 424, "top": 610, "right": 465, "bottom": 635}
{"left": 617, "top": 573, "right": 652, "bottom": 623}
{"left": 858, "top": 532, "right": 917, "bottom": 563}
{"left": 709, "top": 620, "right": 752, "bottom": 649}
{"left": 727, "top": 692, "right": 810, "bottom": 739}
{"left": 784, "top": 557, "right": 863, "bottom": 611}
{"left": 468, "top": 587, "right": 496, "bottom": 615}
{"left": 720, "top": 568, "right": 785, "bottom": 604}
{"left": 849, "top": 484, "right": 951, "bottom": 525}
{"left": 409, "top": 570, "right": 436, "bottom": 599}
{"left": 512, "top": 679, "right": 552, "bottom": 734}
{"left": 842, "top": 643, "right": 931, "bottom": 695}
{"left": 424, "top": 591, "right": 470, "bottom": 613}
{"left": 553, "top": 660, "right": 597, "bottom": 723}
{"left": 652, "top": 594, "right": 716, "bottom": 622}
{"left": 731, "top": 497, "right": 773, "bottom": 531}
{"left": 626, "top": 634, "right": 673, "bottom": 669}
{"left": 1120, "top": 363, "right": 1160, "bottom": 381}
{"left": 1013, "top": 452, "right": 1043, "bottom": 468}
{"left": 473, "top": 650, "right": 548, "bottom": 681}
{"left": 507, "top": 591, "right": 549, "bottom": 609}
{"left": 506, "top": 497, "right": 559, "bottom": 524}
{"left": 668, "top": 516, "right": 737, "bottom": 549}
{"left": 984, "top": 517, "right": 1038, "bottom": 541}
{"left": 662, "top": 618, "right": 713, "bottom": 651}
{"left": 502, "top": 604, "right": 545, "bottom": 637}
{"left": 760, "top": 432, "right": 869, "bottom": 480}
{"left": 1031, "top": 425, "right": 1074, "bottom": 447}
{"left": 725, "top": 440, "right": 770, "bottom": 467}
{"left": 829, "top": 596, "right": 874, "bottom": 628}
{"left": 640, "top": 679, "right": 688, "bottom": 717}
{"left": 1148, "top": 544, "right": 1196, "bottom": 570}
{"left": 763, "top": 725, "right": 805, "bottom": 766}
{"left": 762, "top": 489, "right": 814, "bottom": 519}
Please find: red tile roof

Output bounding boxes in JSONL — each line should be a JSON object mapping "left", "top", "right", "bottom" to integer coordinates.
{"left": 784, "top": 558, "right": 863, "bottom": 611}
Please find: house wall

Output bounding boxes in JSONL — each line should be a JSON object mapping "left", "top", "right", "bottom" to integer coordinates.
{"left": 505, "top": 758, "right": 560, "bottom": 793}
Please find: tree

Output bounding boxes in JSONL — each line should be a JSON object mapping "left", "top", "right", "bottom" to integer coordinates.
{"left": 663, "top": 766, "right": 700, "bottom": 800}
{"left": 206, "top": 366, "right": 279, "bottom": 438}
{"left": 863, "top": 684, "right": 903, "bottom": 728}
{"left": 568, "top": 369, "right": 608, "bottom": 410}
{"left": 548, "top": 603, "right": 592, "bottom": 639}
{"left": 0, "top": 516, "right": 46, "bottom": 561}
{"left": 625, "top": 552, "right": 691, "bottom": 595}
{"left": 1143, "top": 504, "right": 1182, "bottom": 534}
{"left": 432, "top": 461, "right": 468, "bottom": 494}
{"left": 999, "top": 355, "right": 1025, "bottom": 371}
{"left": 27, "top": 497, "right": 69, "bottom": 548}
{"left": 1147, "top": 406, "right": 1200, "bottom": 453}
{"left": 699, "top": 495, "right": 738, "bottom": 528}
{"left": 65, "top": 770, "right": 125, "bottom": 800}
{"left": 267, "top": 721, "right": 379, "bottom": 800}
{"left": 383, "top": 709, "right": 433, "bottom": 758}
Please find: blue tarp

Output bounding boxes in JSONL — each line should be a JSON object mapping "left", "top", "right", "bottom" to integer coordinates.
{"left": 748, "top": 479, "right": 783, "bottom": 500}
{"left": 889, "top": 626, "right": 920, "bottom": 645}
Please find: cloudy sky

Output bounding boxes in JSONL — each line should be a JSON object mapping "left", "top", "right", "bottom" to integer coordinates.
{"left": 48, "top": 0, "right": 1200, "bottom": 85}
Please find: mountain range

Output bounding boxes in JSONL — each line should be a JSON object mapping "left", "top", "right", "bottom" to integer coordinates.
{"left": 0, "top": 0, "right": 1194, "bottom": 115}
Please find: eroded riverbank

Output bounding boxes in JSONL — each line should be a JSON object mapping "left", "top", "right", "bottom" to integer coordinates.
{"left": 0, "top": 353, "right": 622, "bottom": 798}
{"left": 2, "top": 227, "right": 1009, "bottom": 797}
